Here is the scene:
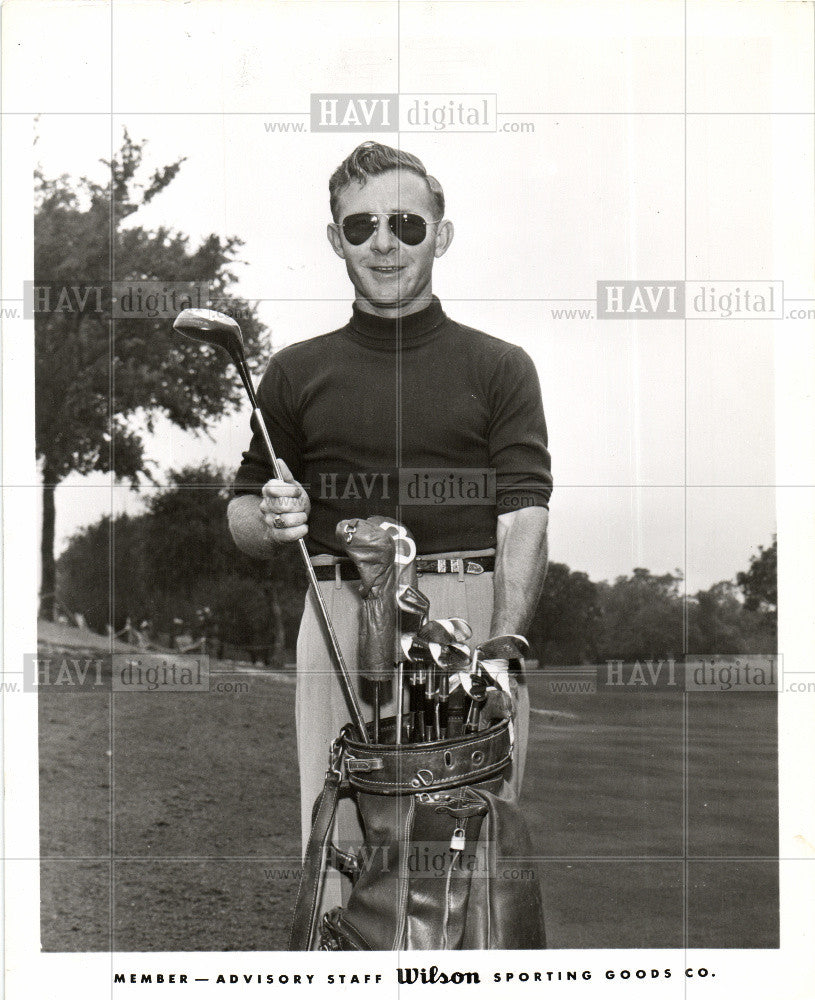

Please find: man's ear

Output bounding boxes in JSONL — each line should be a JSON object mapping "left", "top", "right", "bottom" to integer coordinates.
{"left": 434, "top": 219, "right": 454, "bottom": 258}
{"left": 327, "top": 223, "right": 346, "bottom": 259}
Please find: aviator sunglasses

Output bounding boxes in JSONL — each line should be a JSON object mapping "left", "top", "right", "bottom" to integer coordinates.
{"left": 340, "top": 212, "right": 442, "bottom": 247}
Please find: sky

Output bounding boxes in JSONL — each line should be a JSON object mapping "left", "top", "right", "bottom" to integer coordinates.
{"left": 15, "top": 0, "right": 812, "bottom": 591}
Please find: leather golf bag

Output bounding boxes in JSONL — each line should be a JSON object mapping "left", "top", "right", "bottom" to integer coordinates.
{"left": 289, "top": 716, "right": 546, "bottom": 951}
{"left": 288, "top": 515, "right": 545, "bottom": 951}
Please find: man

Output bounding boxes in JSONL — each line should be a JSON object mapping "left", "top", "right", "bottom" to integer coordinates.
{"left": 227, "top": 141, "right": 552, "bottom": 902}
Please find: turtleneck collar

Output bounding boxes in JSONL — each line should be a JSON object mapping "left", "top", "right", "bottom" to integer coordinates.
{"left": 346, "top": 296, "right": 447, "bottom": 349}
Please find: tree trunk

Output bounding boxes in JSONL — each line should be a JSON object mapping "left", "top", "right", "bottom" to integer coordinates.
{"left": 39, "top": 471, "right": 57, "bottom": 621}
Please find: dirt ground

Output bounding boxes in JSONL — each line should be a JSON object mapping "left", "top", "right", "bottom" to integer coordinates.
{"left": 38, "top": 628, "right": 778, "bottom": 951}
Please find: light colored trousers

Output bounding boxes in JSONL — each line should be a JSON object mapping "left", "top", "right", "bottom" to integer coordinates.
{"left": 295, "top": 567, "right": 530, "bottom": 915}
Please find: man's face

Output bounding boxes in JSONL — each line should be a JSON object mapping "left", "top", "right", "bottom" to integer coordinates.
{"left": 327, "top": 169, "right": 453, "bottom": 318}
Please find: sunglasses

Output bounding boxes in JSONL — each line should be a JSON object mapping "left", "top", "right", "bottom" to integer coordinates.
{"left": 340, "top": 212, "right": 441, "bottom": 247}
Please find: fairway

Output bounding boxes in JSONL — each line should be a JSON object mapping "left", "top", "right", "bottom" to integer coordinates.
{"left": 39, "top": 647, "right": 778, "bottom": 951}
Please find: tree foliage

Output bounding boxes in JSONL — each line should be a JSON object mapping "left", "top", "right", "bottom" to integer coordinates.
{"left": 530, "top": 553, "right": 776, "bottom": 665}
{"left": 36, "top": 129, "right": 265, "bottom": 618}
{"left": 56, "top": 466, "right": 306, "bottom": 664}
{"left": 527, "top": 562, "right": 602, "bottom": 664}
{"left": 736, "top": 537, "right": 777, "bottom": 617}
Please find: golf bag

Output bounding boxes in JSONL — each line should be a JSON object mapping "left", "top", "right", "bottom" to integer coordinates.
{"left": 288, "top": 515, "right": 545, "bottom": 951}
{"left": 288, "top": 715, "right": 546, "bottom": 950}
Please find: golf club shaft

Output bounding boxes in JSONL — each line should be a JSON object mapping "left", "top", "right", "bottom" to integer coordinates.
{"left": 413, "top": 672, "right": 427, "bottom": 743}
{"left": 447, "top": 688, "right": 465, "bottom": 737}
{"left": 250, "top": 407, "right": 368, "bottom": 742}
{"left": 372, "top": 683, "right": 381, "bottom": 743}
{"left": 437, "top": 673, "right": 450, "bottom": 740}
{"left": 396, "top": 661, "right": 404, "bottom": 746}
{"left": 423, "top": 681, "right": 436, "bottom": 737}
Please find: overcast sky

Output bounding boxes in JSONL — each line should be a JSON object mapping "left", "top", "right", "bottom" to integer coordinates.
{"left": 18, "top": 0, "right": 812, "bottom": 590}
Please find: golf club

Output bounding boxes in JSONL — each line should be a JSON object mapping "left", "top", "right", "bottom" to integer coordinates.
{"left": 173, "top": 308, "right": 368, "bottom": 742}
{"left": 464, "top": 674, "right": 488, "bottom": 734}
{"left": 372, "top": 683, "right": 381, "bottom": 743}
{"left": 395, "top": 659, "right": 405, "bottom": 745}
{"left": 396, "top": 586, "right": 430, "bottom": 745}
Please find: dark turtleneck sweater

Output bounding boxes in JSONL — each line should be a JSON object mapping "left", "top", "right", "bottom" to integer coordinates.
{"left": 233, "top": 297, "right": 552, "bottom": 556}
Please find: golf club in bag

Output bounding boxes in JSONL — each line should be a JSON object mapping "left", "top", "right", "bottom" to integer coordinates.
{"left": 172, "top": 307, "right": 368, "bottom": 742}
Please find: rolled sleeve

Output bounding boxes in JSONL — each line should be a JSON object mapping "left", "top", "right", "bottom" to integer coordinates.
{"left": 487, "top": 346, "right": 553, "bottom": 514}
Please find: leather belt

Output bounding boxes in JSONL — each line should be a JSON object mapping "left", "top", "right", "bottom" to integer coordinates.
{"left": 313, "top": 556, "right": 494, "bottom": 581}
{"left": 341, "top": 717, "right": 512, "bottom": 795}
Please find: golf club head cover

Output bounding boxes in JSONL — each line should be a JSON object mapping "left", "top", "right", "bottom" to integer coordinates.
{"left": 366, "top": 516, "right": 429, "bottom": 653}
{"left": 336, "top": 517, "right": 397, "bottom": 682}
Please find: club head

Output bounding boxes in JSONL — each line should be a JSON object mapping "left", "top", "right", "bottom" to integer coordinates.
{"left": 397, "top": 585, "right": 430, "bottom": 620}
{"left": 477, "top": 634, "right": 530, "bottom": 661}
{"left": 173, "top": 308, "right": 244, "bottom": 358}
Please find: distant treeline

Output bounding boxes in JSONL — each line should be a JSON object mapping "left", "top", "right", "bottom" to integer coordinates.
{"left": 56, "top": 466, "right": 776, "bottom": 665}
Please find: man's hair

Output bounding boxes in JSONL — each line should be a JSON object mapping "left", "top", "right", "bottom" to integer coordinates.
{"left": 329, "top": 141, "right": 445, "bottom": 221}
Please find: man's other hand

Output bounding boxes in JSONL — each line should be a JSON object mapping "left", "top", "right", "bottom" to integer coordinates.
{"left": 260, "top": 459, "right": 310, "bottom": 543}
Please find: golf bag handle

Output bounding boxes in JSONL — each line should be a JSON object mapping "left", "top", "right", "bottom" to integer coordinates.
{"left": 249, "top": 407, "right": 369, "bottom": 742}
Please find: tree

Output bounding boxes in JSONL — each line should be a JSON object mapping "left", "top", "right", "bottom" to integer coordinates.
{"left": 54, "top": 513, "right": 149, "bottom": 634}
{"left": 688, "top": 579, "right": 776, "bottom": 655}
{"left": 140, "top": 465, "right": 307, "bottom": 664}
{"left": 36, "top": 130, "right": 265, "bottom": 619}
{"left": 737, "top": 537, "right": 777, "bottom": 619}
{"left": 528, "top": 562, "right": 601, "bottom": 664}
{"left": 56, "top": 465, "right": 307, "bottom": 665}
{"left": 688, "top": 581, "right": 749, "bottom": 655}
{"left": 595, "top": 568, "right": 685, "bottom": 662}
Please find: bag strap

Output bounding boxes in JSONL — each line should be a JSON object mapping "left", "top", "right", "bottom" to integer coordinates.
{"left": 288, "top": 741, "right": 345, "bottom": 950}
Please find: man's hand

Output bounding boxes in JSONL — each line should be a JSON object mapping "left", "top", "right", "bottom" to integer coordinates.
{"left": 259, "top": 459, "right": 310, "bottom": 544}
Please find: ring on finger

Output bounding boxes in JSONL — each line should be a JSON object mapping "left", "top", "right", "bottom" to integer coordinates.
{"left": 273, "top": 515, "right": 285, "bottom": 530}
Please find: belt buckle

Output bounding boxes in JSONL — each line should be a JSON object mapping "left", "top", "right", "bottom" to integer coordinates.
{"left": 464, "top": 560, "right": 484, "bottom": 575}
